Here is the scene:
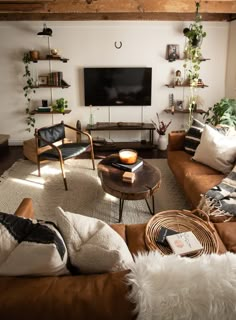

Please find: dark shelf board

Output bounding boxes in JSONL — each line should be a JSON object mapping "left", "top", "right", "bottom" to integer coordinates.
{"left": 165, "top": 84, "right": 208, "bottom": 88}
{"left": 166, "top": 58, "right": 210, "bottom": 62}
{"left": 29, "top": 110, "right": 71, "bottom": 115}
{"left": 31, "top": 84, "right": 70, "bottom": 89}
{"left": 93, "top": 141, "right": 156, "bottom": 151}
{"left": 164, "top": 108, "right": 206, "bottom": 114}
{"left": 31, "top": 57, "right": 69, "bottom": 63}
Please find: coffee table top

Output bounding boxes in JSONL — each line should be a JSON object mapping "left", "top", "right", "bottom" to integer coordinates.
{"left": 97, "top": 154, "right": 161, "bottom": 201}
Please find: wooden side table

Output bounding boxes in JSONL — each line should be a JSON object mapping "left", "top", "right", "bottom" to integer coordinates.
{"left": 97, "top": 154, "right": 161, "bottom": 222}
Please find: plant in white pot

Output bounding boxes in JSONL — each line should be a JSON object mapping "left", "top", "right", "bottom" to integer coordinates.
{"left": 151, "top": 113, "right": 172, "bottom": 150}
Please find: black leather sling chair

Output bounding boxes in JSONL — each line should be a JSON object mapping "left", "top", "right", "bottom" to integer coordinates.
{"left": 34, "top": 121, "right": 95, "bottom": 190}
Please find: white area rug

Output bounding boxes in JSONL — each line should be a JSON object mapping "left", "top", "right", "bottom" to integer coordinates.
{"left": 0, "top": 159, "right": 189, "bottom": 224}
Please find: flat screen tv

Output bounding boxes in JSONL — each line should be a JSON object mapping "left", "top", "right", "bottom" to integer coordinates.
{"left": 84, "top": 67, "right": 152, "bottom": 106}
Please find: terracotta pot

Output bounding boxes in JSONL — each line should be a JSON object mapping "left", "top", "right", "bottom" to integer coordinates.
{"left": 30, "top": 50, "right": 40, "bottom": 60}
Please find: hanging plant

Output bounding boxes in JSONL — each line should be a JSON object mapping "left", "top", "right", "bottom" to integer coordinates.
{"left": 183, "top": 2, "right": 206, "bottom": 126}
{"left": 23, "top": 52, "right": 36, "bottom": 132}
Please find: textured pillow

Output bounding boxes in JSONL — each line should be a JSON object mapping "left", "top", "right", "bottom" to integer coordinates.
{"left": 0, "top": 213, "right": 70, "bottom": 276}
{"left": 55, "top": 207, "right": 133, "bottom": 274}
{"left": 184, "top": 118, "right": 205, "bottom": 155}
{"left": 193, "top": 125, "right": 236, "bottom": 174}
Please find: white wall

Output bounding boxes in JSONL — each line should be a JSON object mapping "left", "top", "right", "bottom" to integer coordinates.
{"left": 226, "top": 20, "right": 236, "bottom": 98}
{"left": 0, "top": 21, "right": 229, "bottom": 145}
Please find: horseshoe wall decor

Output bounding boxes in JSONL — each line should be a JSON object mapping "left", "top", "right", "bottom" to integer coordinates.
{"left": 114, "top": 41, "right": 122, "bottom": 49}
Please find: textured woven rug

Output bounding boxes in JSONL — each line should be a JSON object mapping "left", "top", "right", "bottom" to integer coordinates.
{"left": 0, "top": 159, "right": 190, "bottom": 224}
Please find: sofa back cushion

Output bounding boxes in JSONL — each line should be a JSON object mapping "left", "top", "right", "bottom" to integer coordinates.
{"left": 0, "top": 212, "right": 70, "bottom": 276}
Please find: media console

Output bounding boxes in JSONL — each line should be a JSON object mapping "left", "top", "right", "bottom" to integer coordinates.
{"left": 86, "top": 122, "right": 155, "bottom": 151}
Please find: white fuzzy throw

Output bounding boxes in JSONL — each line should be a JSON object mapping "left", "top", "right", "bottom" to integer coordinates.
{"left": 126, "top": 251, "right": 236, "bottom": 320}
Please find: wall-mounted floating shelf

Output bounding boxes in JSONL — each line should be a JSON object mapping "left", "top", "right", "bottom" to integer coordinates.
{"left": 165, "top": 84, "right": 208, "bottom": 88}
{"left": 30, "top": 110, "right": 71, "bottom": 115}
{"left": 31, "top": 57, "right": 69, "bottom": 63}
{"left": 164, "top": 108, "right": 205, "bottom": 114}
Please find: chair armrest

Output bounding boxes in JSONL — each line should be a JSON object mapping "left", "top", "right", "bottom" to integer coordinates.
{"left": 14, "top": 198, "right": 35, "bottom": 219}
{"left": 168, "top": 130, "right": 186, "bottom": 151}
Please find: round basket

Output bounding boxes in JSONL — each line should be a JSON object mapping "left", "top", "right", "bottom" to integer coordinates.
{"left": 145, "top": 209, "right": 219, "bottom": 258}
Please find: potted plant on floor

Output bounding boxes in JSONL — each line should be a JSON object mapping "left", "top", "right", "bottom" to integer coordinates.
{"left": 151, "top": 113, "right": 172, "bottom": 150}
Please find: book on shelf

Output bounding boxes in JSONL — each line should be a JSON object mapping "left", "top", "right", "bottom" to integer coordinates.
{"left": 166, "top": 231, "right": 203, "bottom": 256}
{"left": 156, "top": 227, "right": 179, "bottom": 246}
{"left": 112, "top": 157, "right": 143, "bottom": 172}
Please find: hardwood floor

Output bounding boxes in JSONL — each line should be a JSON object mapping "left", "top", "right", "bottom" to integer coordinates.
{"left": 0, "top": 146, "right": 166, "bottom": 176}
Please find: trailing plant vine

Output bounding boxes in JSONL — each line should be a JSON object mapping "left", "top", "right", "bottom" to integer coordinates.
{"left": 183, "top": 1, "right": 206, "bottom": 127}
{"left": 23, "top": 52, "right": 36, "bottom": 132}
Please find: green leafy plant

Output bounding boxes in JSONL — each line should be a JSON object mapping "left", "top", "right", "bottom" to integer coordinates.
{"left": 52, "top": 98, "right": 68, "bottom": 112}
{"left": 151, "top": 112, "right": 172, "bottom": 135}
{"left": 203, "top": 98, "right": 236, "bottom": 127}
{"left": 23, "top": 52, "right": 36, "bottom": 132}
{"left": 183, "top": 2, "right": 206, "bottom": 127}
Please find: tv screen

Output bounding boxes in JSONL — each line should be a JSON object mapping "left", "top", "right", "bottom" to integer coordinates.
{"left": 84, "top": 67, "right": 152, "bottom": 106}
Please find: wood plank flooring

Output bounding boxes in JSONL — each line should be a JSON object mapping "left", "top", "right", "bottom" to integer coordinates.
{"left": 0, "top": 146, "right": 166, "bottom": 176}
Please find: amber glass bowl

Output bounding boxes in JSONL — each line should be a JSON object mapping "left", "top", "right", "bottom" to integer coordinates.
{"left": 119, "top": 149, "right": 138, "bottom": 164}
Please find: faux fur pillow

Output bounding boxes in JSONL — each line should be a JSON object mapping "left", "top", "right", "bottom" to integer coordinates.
{"left": 0, "top": 212, "right": 70, "bottom": 276}
{"left": 55, "top": 207, "right": 133, "bottom": 274}
{"left": 126, "top": 251, "right": 236, "bottom": 320}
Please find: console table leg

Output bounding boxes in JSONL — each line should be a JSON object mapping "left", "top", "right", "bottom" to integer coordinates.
{"left": 119, "top": 199, "right": 124, "bottom": 222}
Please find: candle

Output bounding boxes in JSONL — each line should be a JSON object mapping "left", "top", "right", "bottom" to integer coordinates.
{"left": 119, "top": 149, "right": 137, "bottom": 164}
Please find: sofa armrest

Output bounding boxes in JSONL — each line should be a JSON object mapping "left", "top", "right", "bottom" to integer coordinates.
{"left": 168, "top": 130, "right": 186, "bottom": 151}
{"left": 14, "top": 198, "right": 35, "bottom": 219}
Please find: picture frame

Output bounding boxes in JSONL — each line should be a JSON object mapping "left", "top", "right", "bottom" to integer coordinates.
{"left": 38, "top": 76, "right": 48, "bottom": 86}
{"left": 167, "top": 44, "right": 180, "bottom": 61}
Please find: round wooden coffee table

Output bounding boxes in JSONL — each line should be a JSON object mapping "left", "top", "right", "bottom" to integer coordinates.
{"left": 97, "top": 154, "right": 161, "bottom": 222}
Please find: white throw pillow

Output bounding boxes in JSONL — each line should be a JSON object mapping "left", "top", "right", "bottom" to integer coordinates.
{"left": 193, "top": 125, "right": 236, "bottom": 174}
{"left": 55, "top": 207, "right": 133, "bottom": 274}
{"left": 0, "top": 213, "right": 70, "bottom": 276}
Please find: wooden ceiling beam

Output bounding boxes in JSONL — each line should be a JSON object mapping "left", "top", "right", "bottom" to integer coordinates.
{"left": 0, "top": 0, "right": 235, "bottom": 21}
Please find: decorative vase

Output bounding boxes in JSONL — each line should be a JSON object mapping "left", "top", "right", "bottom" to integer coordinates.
{"left": 89, "top": 113, "right": 94, "bottom": 126}
{"left": 158, "top": 134, "right": 168, "bottom": 151}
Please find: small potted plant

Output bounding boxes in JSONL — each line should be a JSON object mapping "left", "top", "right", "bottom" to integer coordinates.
{"left": 52, "top": 98, "right": 68, "bottom": 113}
{"left": 151, "top": 112, "right": 172, "bottom": 150}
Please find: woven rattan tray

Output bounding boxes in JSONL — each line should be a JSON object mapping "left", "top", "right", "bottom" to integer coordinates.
{"left": 145, "top": 209, "right": 219, "bottom": 257}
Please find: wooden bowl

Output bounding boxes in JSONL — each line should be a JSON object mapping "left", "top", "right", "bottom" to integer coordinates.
{"left": 119, "top": 149, "right": 138, "bottom": 164}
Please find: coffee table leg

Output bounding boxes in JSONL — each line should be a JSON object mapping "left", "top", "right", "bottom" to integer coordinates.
{"left": 145, "top": 195, "right": 155, "bottom": 215}
{"left": 119, "top": 199, "right": 124, "bottom": 222}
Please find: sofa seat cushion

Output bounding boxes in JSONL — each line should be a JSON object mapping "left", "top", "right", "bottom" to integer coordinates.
{"left": 55, "top": 207, "right": 133, "bottom": 274}
{"left": 168, "top": 150, "right": 220, "bottom": 187}
{"left": 183, "top": 174, "right": 225, "bottom": 208}
{"left": 0, "top": 270, "right": 135, "bottom": 320}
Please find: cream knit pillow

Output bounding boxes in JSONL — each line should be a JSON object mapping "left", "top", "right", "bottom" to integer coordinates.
{"left": 193, "top": 125, "right": 236, "bottom": 174}
{"left": 55, "top": 207, "right": 133, "bottom": 274}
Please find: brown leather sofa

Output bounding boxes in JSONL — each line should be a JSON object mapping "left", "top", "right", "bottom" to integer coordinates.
{"left": 167, "top": 131, "right": 225, "bottom": 210}
{"left": 1, "top": 198, "right": 236, "bottom": 320}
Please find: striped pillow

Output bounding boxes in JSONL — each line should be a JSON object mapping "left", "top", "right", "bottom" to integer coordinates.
{"left": 184, "top": 118, "right": 205, "bottom": 155}
{"left": 0, "top": 213, "right": 70, "bottom": 276}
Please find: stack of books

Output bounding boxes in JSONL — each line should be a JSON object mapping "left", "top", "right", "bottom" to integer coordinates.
{"left": 122, "top": 172, "right": 135, "bottom": 184}
{"left": 47, "top": 72, "right": 63, "bottom": 86}
{"left": 156, "top": 227, "right": 203, "bottom": 256}
{"left": 37, "top": 106, "right": 51, "bottom": 113}
{"left": 112, "top": 157, "right": 143, "bottom": 172}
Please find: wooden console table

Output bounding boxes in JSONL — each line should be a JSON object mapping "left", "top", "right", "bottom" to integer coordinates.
{"left": 86, "top": 122, "right": 155, "bottom": 150}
